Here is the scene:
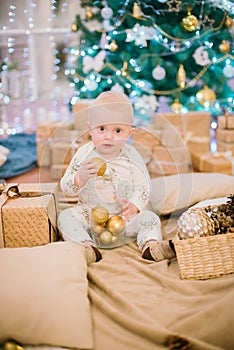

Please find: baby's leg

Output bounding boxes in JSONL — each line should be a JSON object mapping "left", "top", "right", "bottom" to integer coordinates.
{"left": 58, "top": 206, "right": 102, "bottom": 263}
{"left": 135, "top": 210, "right": 176, "bottom": 262}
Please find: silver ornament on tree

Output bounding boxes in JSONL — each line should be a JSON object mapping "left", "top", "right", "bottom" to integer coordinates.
{"left": 223, "top": 65, "right": 234, "bottom": 78}
{"left": 101, "top": 4, "right": 114, "bottom": 31}
{"left": 152, "top": 65, "right": 166, "bottom": 80}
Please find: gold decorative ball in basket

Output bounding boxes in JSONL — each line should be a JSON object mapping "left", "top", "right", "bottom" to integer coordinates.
{"left": 173, "top": 196, "right": 234, "bottom": 280}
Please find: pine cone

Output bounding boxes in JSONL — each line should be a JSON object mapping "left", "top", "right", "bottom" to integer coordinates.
{"left": 205, "top": 194, "right": 234, "bottom": 234}
{"left": 177, "top": 207, "right": 216, "bottom": 239}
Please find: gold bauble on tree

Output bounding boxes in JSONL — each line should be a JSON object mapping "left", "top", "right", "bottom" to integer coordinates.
{"left": 181, "top": 8, "right": 199, "bottom": 32}
{"left": 132, "top": 2, "right": 142, "bottom": 19}
{"left": 85, "top": 7, "right": 93, "bottom": 19}
{"left": 109, "top": 40, "right": 118, "bottom": 52}
{"left": 171, "top": 98, "right": 182, "bottom": 113}
{"left": 196, "top": 85, "right": 216, "bottom": 107}
{"left": 219, "top": 40, "right": 230, "bottom": 53}
{"left": 71, "top": 22, "right": 79, "bottom": 32}
{"left": 177, "top": 64, "right": 186, "bottom": 88}
{"left": 224, "top": 16, "right": 233, "bottom": 29}
{"left": 121, "top": 61, "right": 128, "bottom": 77}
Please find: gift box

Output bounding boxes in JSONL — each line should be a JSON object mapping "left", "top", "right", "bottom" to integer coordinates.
{"left": 0, "top": 183, "right": 59, "bottom": 248}
{"left": 36, "top": 119, "right": 74, "bottom": 167}
{"left": 72, "top": 99, "right": 94, "bottom": 131}
{"left": 151, "top": 112, "right": 211, "bottom": 154}
{"left": 216, "top": 129, "right": 234, "bottom": 143}
{"left": 131, "top": 127, "right": 161, "bottom": 163}
{"left": 191, "top": 151, "right": 234, "bottom": 175}
{"left": 148, "top": 159, "right": 191, "bottom": 177}
{"left": 50, "top": 164, "right": 68, "bottom": 180}
{"left": 51, "top": 141, "right": 79, "bottom": 165}
{"left": 147, "top": 146, "right": 192, "bottom": 177}
{"left": 218, "top": 115, "right": 234, "bottom": 129}
{"left": 217, "top": 140, "right": 234, "bottom": 154}
{"left": 132, "top": 127, "right": 161, "bottom": 148}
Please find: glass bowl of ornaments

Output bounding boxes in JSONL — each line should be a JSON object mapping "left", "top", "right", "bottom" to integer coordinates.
{"left": 90, "top": 205, "right": 126, "bottom": 249}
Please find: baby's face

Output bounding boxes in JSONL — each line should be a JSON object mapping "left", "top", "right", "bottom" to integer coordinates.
{"left": 89, "top": 122, "right": 134, "bottom": 159}
{"left": 88, "top": 105, "right": 134, "bottom": 159}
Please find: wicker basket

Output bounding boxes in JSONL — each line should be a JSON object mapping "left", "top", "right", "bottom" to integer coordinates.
{"left": 173, "top": 232, "right": 234, "bottom": 280}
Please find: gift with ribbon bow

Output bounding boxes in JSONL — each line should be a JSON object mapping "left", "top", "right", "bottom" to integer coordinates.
{"left": 0, "top": 183, "right": 58, "bottom": 248}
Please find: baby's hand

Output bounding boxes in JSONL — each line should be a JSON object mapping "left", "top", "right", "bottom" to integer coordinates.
{"left": 74, "top": 160, "right": 98, "bottom": 188}
{"left": 117, "top": 198, "right": 139, "bottom": 221}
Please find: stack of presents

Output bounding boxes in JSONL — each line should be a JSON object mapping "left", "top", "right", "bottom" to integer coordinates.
{"left": 36, "top": 101, "right": 234, "bottom": 179}
{"left": 1, "top": 102, "right": 233, "bottom": 249}
{"left": 191, "top": 113, "right": 234, "bottom": 174}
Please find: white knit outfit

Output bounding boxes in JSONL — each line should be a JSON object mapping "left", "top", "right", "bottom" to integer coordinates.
{"left": 58, "top": 141, "right": 162, "bottom": 250}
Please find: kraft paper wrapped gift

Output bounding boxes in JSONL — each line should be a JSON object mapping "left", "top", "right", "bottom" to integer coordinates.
{"left": 151, "top": 112, "right": 211, "bottom": 153}
{"left": 218, "top": 115, "right": 234, "bottom": 129}
{"left": 51, "top": 140, "right": 80, "bottom": 165}
{"left": 216, "top": 129, "right": 234, "bottom": 143}
{"left": 147, "top": 145, "right": 192, "bottom": 177}
{"left": 147, "top": 158, "right": 191, "bottom": 177}
{"left": 131, "top": 127, "right": 161, "bottom": 162}
{"left": 217, "top": 140, "right": 234, "bottom": 154}
{"left": 0, "top": 183, "right": 58, "bottom": 248}
{"left": 191, "top": 151, "right": 234, "bottom": 175}
{"left": 50, "top": 164, "right": 68, "bottom": 180}
{"left": 132, "top": 127, "right": 161, "bottom": 148}
{"left": 72, "top": 99, "right": 94, "bottom": 131}
{"left": 36, "top": 119, "right": 74, "bottom": 167}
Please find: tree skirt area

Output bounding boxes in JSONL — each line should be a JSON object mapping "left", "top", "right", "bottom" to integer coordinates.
{"left": 0, "top": 133, "right": 37, "bottom": 179}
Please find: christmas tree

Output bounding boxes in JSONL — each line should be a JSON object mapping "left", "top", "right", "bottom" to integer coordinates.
{"left": 66, "top": 0, "right": 234, "bottom": 122}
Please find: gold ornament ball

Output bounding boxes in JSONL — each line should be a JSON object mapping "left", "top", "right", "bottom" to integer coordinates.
{"left": 219, "top": 40, "right": 230, "bottom": 53}
{"left": 196, "top": 85, "right": 216, "bottom": 107}
{"left": 109, "top": 40, "right": 118, "bottom": 52}
{"left": 92, "top": 223, "right": 105, "bottom": 235}
{"left": 91, "top": 157, "right": 107, "bottom": 176}
{"left": 181, "top": 13, "right": 198, "bottom": 32}
{"left": 106, "top": 215, "right": 125, "bottom": 235}
{"left": 225, "top": 16, "right": 233, "bottom": 29}
{"left": 99, "top": 230, "right": 113, "bottom": 244}
{"left": 111, "top": 235, "right": 119, "bottom": 244}
{"left": 91, "top": 206, "right": 109, "bottom": 224}
{"left": 3, "top": 342, "right": 24, "bottom": 350}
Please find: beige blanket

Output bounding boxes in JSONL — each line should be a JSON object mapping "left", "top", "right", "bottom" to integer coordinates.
{"left": 88, "top": 239, "right": 234, "bottom": 350}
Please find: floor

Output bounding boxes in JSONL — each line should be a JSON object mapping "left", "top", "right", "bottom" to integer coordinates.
{"left": 6, "top": 166, "right": 58, "bottom": 184}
